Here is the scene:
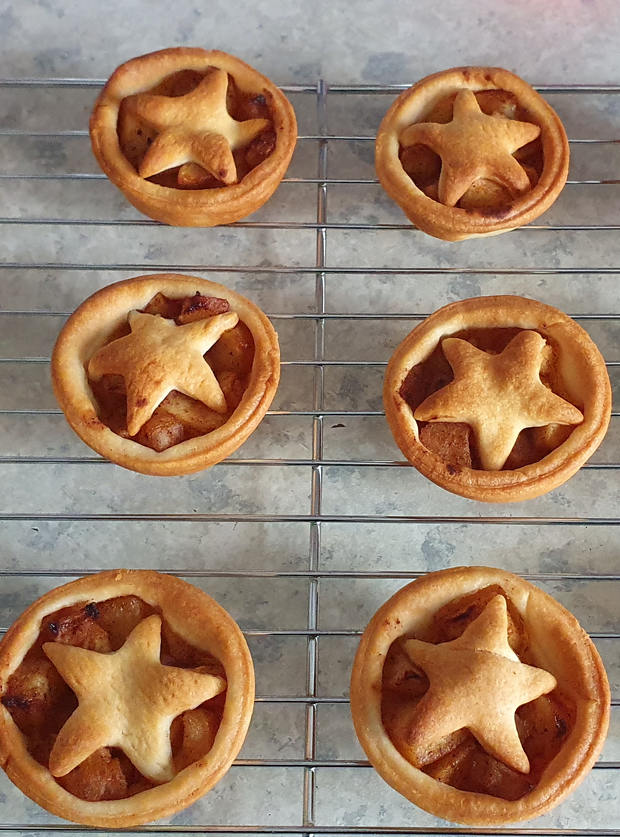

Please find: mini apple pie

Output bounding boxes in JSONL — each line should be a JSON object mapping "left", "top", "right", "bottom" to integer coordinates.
{"left": 0, "top": 569, "right": 254, "bottom": 827}
{"left": 383, "top": 295, "right": 611, "bottom": 502}
{"left": 351, "top": 566, "right": 609, "bottom": 825}
{"left": 51, "top": 273, "right": 280, "bottom": 475}
{"left": 90, "top": 47, "right": 297, "bottom": 225}
{"left": 375, "top": 67, "right": 569, "bottom": 240}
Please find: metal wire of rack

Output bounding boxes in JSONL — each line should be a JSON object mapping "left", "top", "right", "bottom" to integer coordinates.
{"left": 0, "top": 78, "right": 619, "bottom": 836}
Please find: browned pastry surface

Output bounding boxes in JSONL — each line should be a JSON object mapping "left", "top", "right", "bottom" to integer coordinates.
{"left": 0, "top": 570, "right": 254, "bottom": 827}
{"left": 376, "top": 67, "right": 569, "bottom": 240}
{"left": 351, "top": 567, "right": 610, "bottom": 826}
{"left": 383, "top": 296, "right": 611, "bottom": 502}
{"left": 90, "top": 48, "right": 297, "bottom": 225}
{"left": 51, "top": 274, "right": 280, "bottom": 475}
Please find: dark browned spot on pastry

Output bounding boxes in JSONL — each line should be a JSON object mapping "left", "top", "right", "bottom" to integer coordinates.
{"left": 3, "top": 594, "right": 226, "bottom": 802}
{"left": 381, "top": 585, "right": 575, "bottom": 801}
{"left": 84, "top": 603, "right": 99, "bottom": 620}
{"left": 2, "top": 695, "right": 31, "bottom": 710}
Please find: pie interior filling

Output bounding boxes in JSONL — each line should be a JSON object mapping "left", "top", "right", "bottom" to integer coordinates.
{"left": 88, "top": 292, "right": 255, "bottom": 451}
{"left": 399, "top": 326, "right": 582, "bottom": 470}
{"left": 399, "top": 88, "right": 543, "bottom": 214}
{"left": 381, "top": 584, "right": 574, "bottom": 800}
{"left": 117, "top": 67, "right": 276, "bottom": 189}
{"left": 2, "top": 595, "right": 226, "bottom": 801}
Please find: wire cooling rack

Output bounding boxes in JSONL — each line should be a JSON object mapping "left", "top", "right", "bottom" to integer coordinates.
{"left": 0, "top": 78, "right": 619, "bottom": 836}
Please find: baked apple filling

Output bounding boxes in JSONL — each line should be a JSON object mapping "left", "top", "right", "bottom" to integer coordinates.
{"left": 117, "top": 68, "right": 276, "bottom": 189}
{"left": 89, "top": 292, "right": 255, "bottom": 451}
{"left": 381, "top": 584, "right": 574, "bottom": 801}
{"left": 399, "top": 88, "right": 543, "bottom": 214}
{"left": 2, "top": 595, "right": 226, "bottom": 801}
{"left": 399, "top": 326, "right": 581, "bottom": 470}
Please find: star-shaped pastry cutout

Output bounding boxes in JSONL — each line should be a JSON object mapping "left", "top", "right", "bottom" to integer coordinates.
{"left": 400, "top": 89, "right": 541, "bottom": 206}
{"left": 88, "top": 309, "right": 239, "bottom": 436}
{"left": 414, "top": 330, "right": 583, "bottom": 470}
{"left": 402, "top": 595, "right": 556, "bottom": 773}
{"left": 129, "top": 68, "right": 270, "bottom": 184}
{"left": 43, "top": 614, "right": 226, "bottom": 783}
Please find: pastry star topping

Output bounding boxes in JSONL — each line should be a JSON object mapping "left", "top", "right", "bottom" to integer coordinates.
{"left": 43, "top": 614, "right": 226, "bottom": 783}
{"left": 402, "top": 595, "right": 556, "bottom": 773}
{"left": 88, "top": 309, "right": 239, "bottom": 436}
{"left": 400, "top": 89, "right": 541, "bottom": 206}
{"left": 129, "top": 67, "right": 270, "bottom": 184}
{"left": 414, "top": 330, "right": 584, "bottom": 470}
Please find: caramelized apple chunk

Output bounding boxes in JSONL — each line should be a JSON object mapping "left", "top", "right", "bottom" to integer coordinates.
{"left": 141, "top": 291, "right": 183, "bottom": 319}
{"left": 517, "top": 692, "right": 573, "bottom": 777}
{"left": 2, "top": 656, "right": 75, "bottom": 738}
{"left": 133, "top": 411, "right": 185, "bottom": 452}
{"left": 172, "top": 707, "right": 220, "bottom": 771}
{"left": 382, "top": 639, "right": 429, "bottom": 698}
{"left": 418, "top": 422, "right": 473, "bottom": 469}
{"left": 456, "top": 746, "right": 533, "bottom": 800}
{"left": 40, "top": 604, "right": 111, "bottom": 653}
{"left": 424, "top": 737, "right": 478, "bottom": 785}
{"left": 178, "top": 293, "right": 230, "bottom": 323}
{"left": 245, "top": 130, "right": 276, "bottom": 169}
{"left": 95, "top": 595, "right": 156, "bottom": 651}
{"left": 400, "top": 143, "right": 441, "bottom": 188}
{"left": 156, "top": 390, "right": 228, "bottom": 436}
{"left": 206, "top": 321, "right": 254, "bottom": 377}
{"left": 161, "top": 620, "right": 226, "bottom": 678}
{"left": 383, "top": 689, "right": 469, "bottom": 767}
{"left": 57, "top": 748, "right": 129, "bottom": 801}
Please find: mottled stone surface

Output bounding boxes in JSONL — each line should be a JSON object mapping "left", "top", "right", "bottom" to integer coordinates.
{"left": 1, "top": 0, "right": 619, "bottom": 83}
{"left": 0, "top": 1, "right": 618, "bottom": 833}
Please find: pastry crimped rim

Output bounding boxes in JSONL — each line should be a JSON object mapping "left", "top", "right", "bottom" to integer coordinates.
{"left": 350, "top": 566, "right": 610, "bottom": 826}
{"left": 375, "top": 66, "right": 569, "bottom": 241}
{"left": 0, "top": 569, "right": 255, "bottom": 828}
{"left": 90, "top": 47, "right": 297, "bottom": 226}
{"left": 383, "top": 295, "right": 611, "bottom": 502}
{"left": 51, "top": 273, "right": 280, "bottom": 476}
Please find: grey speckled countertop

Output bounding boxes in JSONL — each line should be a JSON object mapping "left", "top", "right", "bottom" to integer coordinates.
{"left": 0, "top": 1, "right": 619, "bottom": 834}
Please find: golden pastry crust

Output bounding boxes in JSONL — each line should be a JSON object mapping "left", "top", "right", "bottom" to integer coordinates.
{"left": 383, "top": 295, "right": 611, "bottom": 502}
{"left": 375, "top": 67, "right": 569, "bottom": 240}
{"left": 0, "top": 569, "right": 254, "bottom": 828}
{"left": 90, "top": 47, "right": 297, "bottom": 226}
{"left": 51, "top": 273, "right": 280, "bottom": 476}
{"left": 350, "top": 566, "right": 610, "bottom": 826}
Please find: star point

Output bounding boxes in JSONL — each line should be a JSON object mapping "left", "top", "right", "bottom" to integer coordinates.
{"left": 129, "top": 68, "right": 270, "bottom": 184}
{"left": 400, "top": 89, "right": 541, "bottom": 207}
{"left": 401, "top": 596, "right": 556, "bottom": 774}
{"left": 88, "top": 309, "right": 239, "bottom": 436}
{"left": 43, "top": 614, "right": 226, "bottom": 783}
{"left": 414, "top": 330, "right": 583, "bottom": 470}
